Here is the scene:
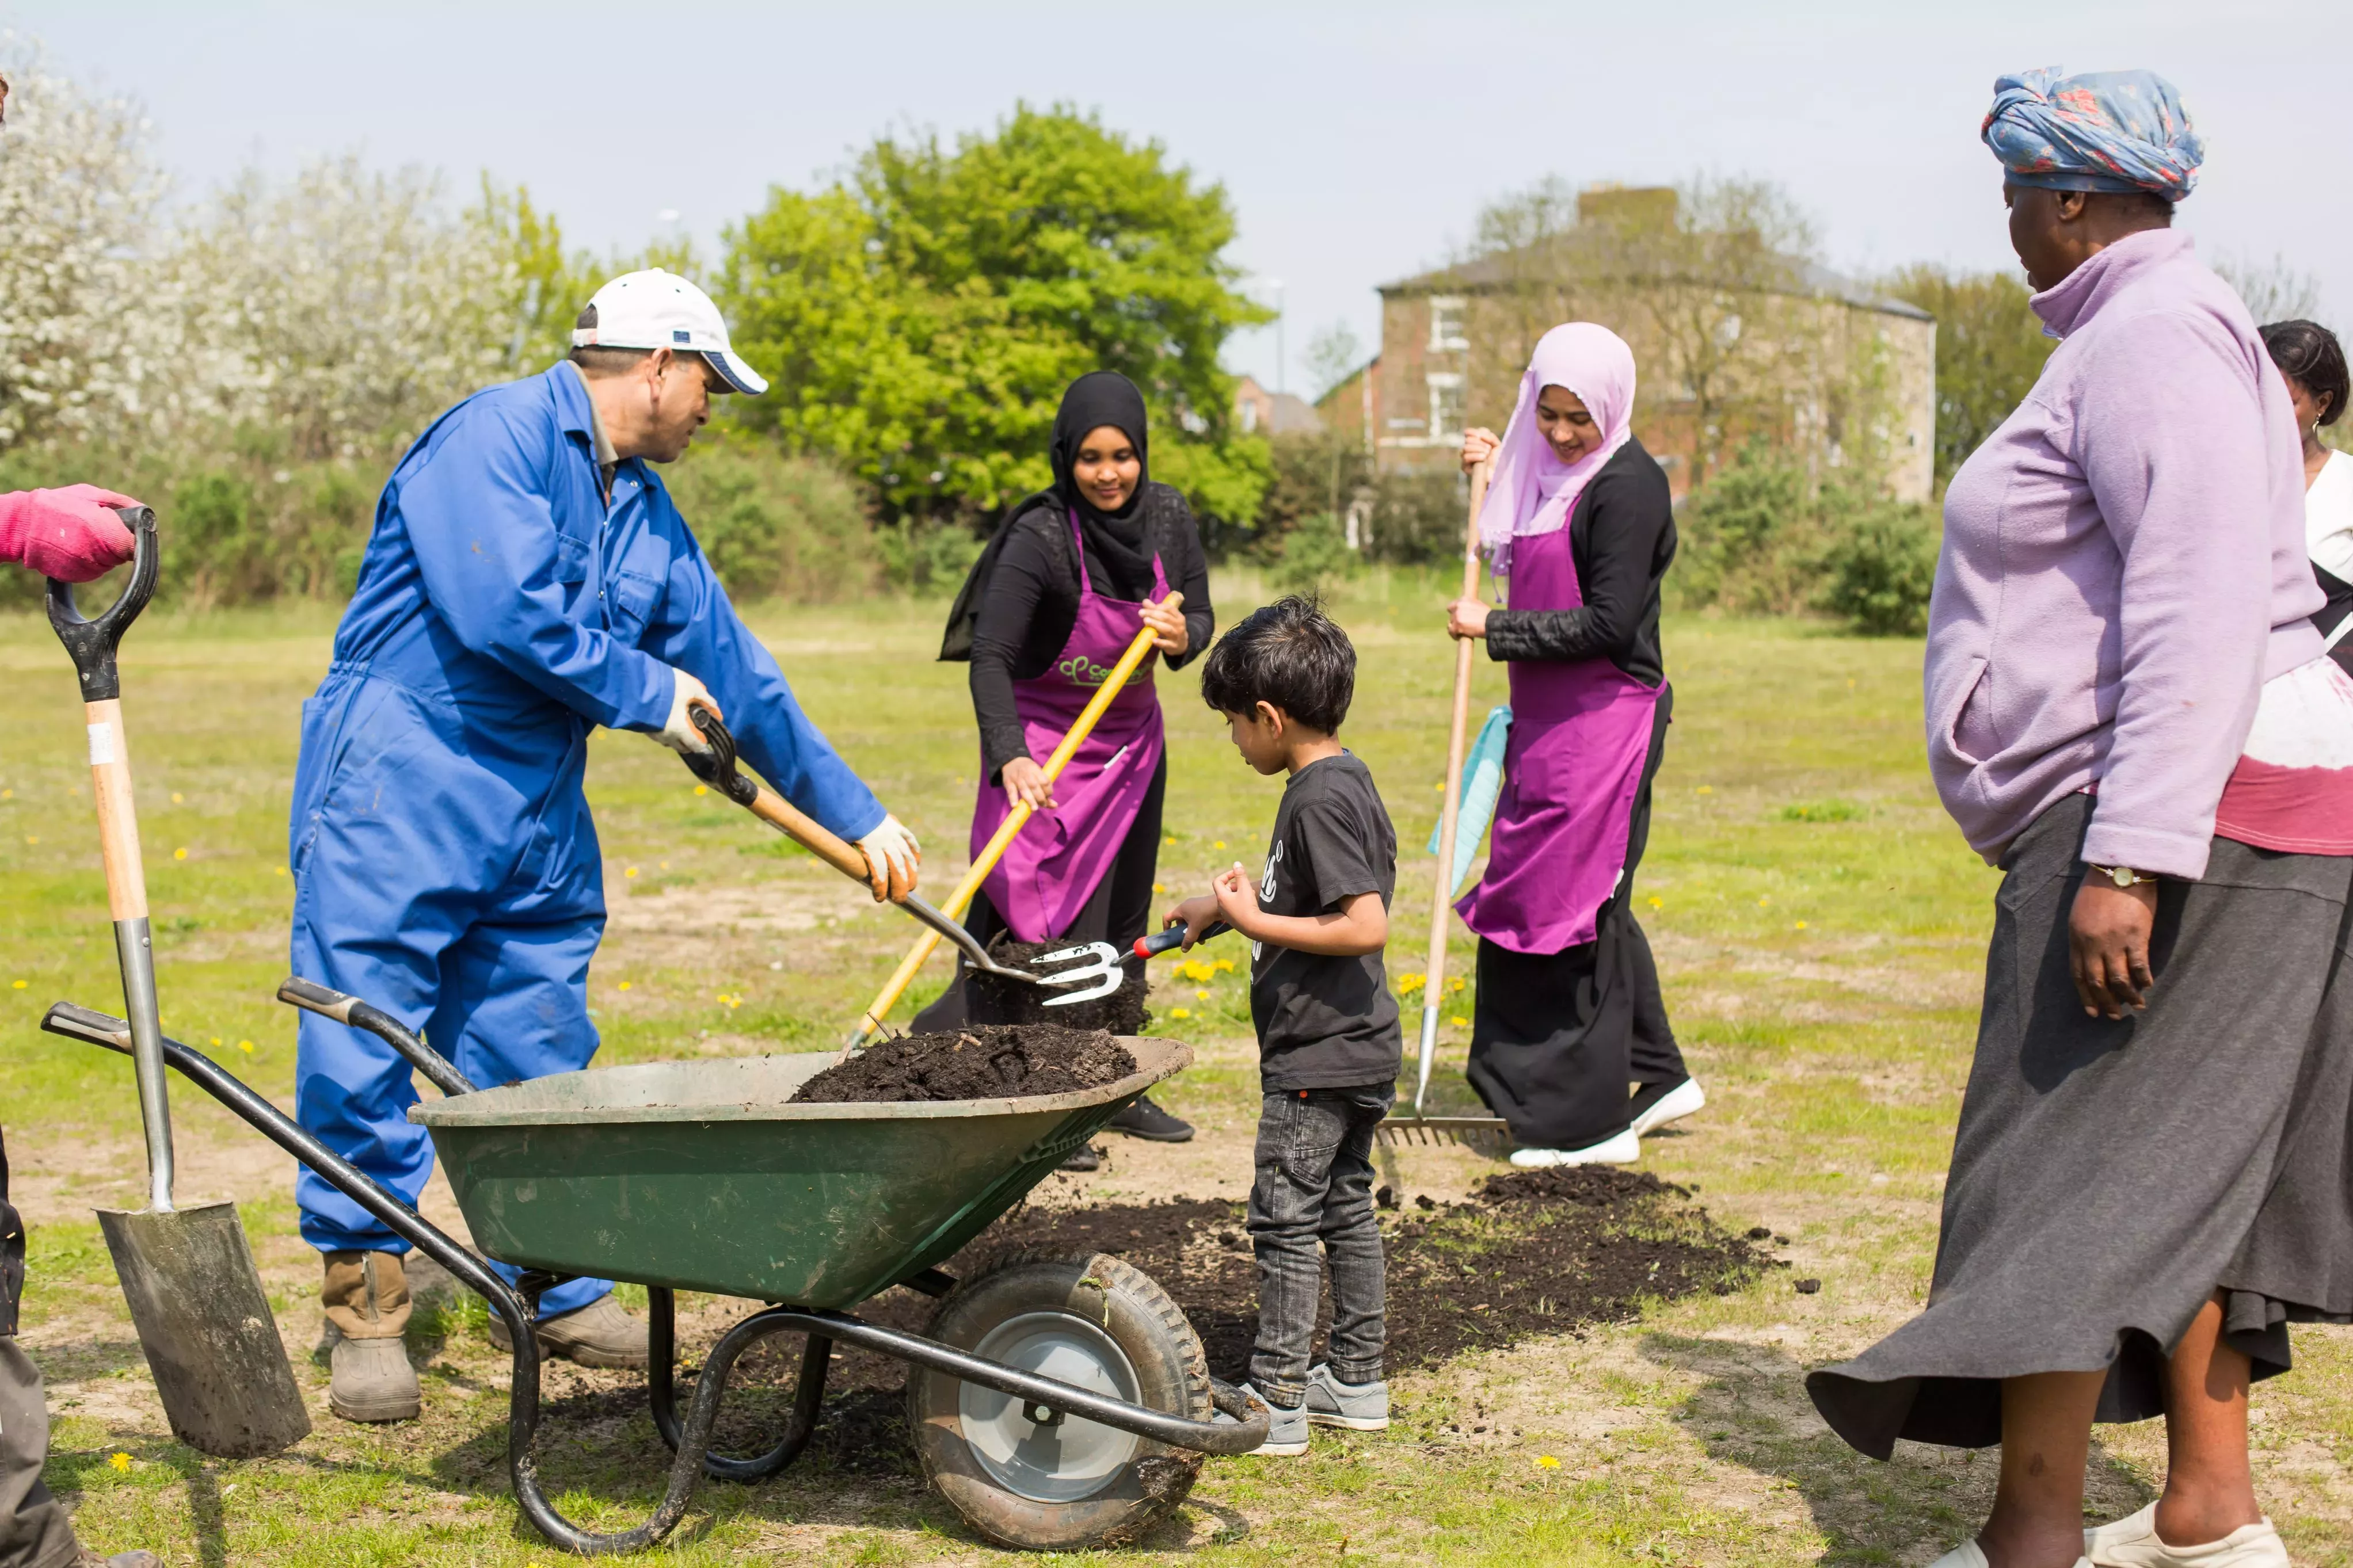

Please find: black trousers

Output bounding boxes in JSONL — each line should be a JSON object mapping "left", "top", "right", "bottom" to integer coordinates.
{"left": 1465, "top": 691, "right": 1684, "bottom": 1150}
{"left": 911, "top": 754, "right": 1165, "bottom": 1032}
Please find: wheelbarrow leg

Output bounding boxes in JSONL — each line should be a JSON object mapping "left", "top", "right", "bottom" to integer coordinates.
{"left": 648, "top": 1286, "right": 829, "bottom": 1482}
{"left": 37, "top": 1003, "right": 750, "bottom": 1557}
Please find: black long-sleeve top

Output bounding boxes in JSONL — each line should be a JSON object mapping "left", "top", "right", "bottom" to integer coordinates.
{"left": 970, "top": 482, "right": 1213, "bottom": 781}
{"left": 1484, "top": 437, "right": 1674, "bottom": 687}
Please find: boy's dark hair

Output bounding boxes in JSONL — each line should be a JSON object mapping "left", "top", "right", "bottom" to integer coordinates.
{"left": 1199, "top": 594, "right": 1356, "bottom": 734}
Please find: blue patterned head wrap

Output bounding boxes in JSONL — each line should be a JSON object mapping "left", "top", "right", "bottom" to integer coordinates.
{"left": 1982, "top": 67, "right": 2203, "bottom": 202}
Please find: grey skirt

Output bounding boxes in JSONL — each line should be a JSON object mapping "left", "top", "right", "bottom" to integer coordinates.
{"left": 1808, "top": 794, "right": 2353, "bottom": 1458}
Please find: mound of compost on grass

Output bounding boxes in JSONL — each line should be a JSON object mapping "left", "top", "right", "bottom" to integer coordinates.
{"left": 962, "top": 934, "right": 1150, "bottom": 1036}
{"left": 648, "top": 1165, "right": 1779, "bottom": 1477}
{"left": 790, "top": 1025, "right": 1136, "bottom": 1104}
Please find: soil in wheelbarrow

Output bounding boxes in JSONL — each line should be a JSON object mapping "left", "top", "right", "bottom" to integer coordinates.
{"left": 773, "top": 1165, "right": 1779, "bottom": 1474}
{"left": 962, "top": 934, "right": 1150, "bottom": 1036}
{"left": 790, "top": 1024, "right": 1136, "bottom": 1104}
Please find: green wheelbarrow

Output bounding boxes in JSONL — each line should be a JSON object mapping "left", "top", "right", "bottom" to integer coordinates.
{"left": 41, "top": 983, "right": 1266, "bottom": 1555}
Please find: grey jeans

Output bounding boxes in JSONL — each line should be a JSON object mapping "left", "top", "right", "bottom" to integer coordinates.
{"left": 1247, "top": 1084, "right": 1392, "bottom": 1405}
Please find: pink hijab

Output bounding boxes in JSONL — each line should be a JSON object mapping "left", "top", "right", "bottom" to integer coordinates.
{"left": 1476, "top": 322, "right": 1638, "bottom": 572}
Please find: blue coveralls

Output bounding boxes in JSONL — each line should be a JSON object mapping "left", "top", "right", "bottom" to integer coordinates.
{"left": 288, "top": 363, "right": 884, "bottom": 1314}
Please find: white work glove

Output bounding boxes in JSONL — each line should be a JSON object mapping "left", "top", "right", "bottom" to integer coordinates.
{"left": 858, "top": 814, "right": 922, "bottom": 902}
{"left": 653, "top": 667, "right": 719, "bottom": 754}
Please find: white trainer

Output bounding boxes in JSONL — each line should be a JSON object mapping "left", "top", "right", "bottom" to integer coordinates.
{"left": 1928, "top": 1544, "right": 2091, "bottom": 1568}
{"left": 2084, "top": 1502, "right": 2289, "bottom": 1567}
{"left": 1509, "top": 1127, "right": 1640, "bottom": 1168}
{"left": 1630, "top": 1076, "right": 1706, "bottom": 1136}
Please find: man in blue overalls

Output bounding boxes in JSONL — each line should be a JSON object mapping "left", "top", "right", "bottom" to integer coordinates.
{"left": 290, "top": 270, "right": 920, "bottom": 1423}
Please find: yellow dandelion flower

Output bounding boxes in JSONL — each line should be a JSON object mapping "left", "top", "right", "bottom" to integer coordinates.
{"left": 618, "top": 981, "right": 633, "bottom": 992}
{"left": 660, "top": 860, "right": 669, "bottom": 870}
{"left": 1, "top": 788, "right": 10, "bottom": 798}
{"left": 1450, "top": 1015, "right": 1468, "bottom": 1027}
{"left": 693, "top": 784, "right": 709, "bottom": 796}
{"left": 109, "top": 1452, "right": 131, "bottom": 1473}
{"left": 238, "top": 1040, "right": 254, "bottom": 1054}
{"left": 1534, "top": 1454, "right": 1560, "bottom": 1470}
{"left": 1795, "top": 921, "right": 1808, "bottom": 930}
{"left": 1758, "top": 895, "right": 1771, "bottom": 906}
{"left": 1647, "top": 895, "right": 1662, "bottom": 909}
{"left": 1448, "top": 976, "right": 1464, "bottom": 992}
{"left": 24, "top": 836, "right": 37, "bottom": 845}
{"left": 1213, "top": 959, "right": 1235, "bottom": 973}
{"left": 1397, "top": 972, "right": 1425, "bottom": 991}
{"left": 1213, "top": 840, "right": 1226, "bottom": 849}
{"left": 9, "top": 981, "right": 24, "bottom": 990}
{"left": 1152, "top": 882, "right": 1166, "bottom": 894}
{"left": 170, "top": 792, "right": 183, "bottom": 804}
{"left": 1170, "top": 1007, "right": 1192, "bottom": 1020}
{"left": 625, "top": 866, "right": 638, "bottom": 878}
{"left": 274, "top": 865, "right": 288, "bottom": 876}
{"left": 173, "top": 847, "right": 188, "bottom": 860}
{"left": 211, "top": 1036, "right": 222, "bottom": 1047}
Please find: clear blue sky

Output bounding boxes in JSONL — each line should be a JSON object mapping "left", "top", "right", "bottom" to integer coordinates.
{"left": 9, "top": 1, "right": 2347, "bottom": 395}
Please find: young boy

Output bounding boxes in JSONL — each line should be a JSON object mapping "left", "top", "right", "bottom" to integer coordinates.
{"left": 1164, "top": 596, "right": 1401, "bottom": 1456}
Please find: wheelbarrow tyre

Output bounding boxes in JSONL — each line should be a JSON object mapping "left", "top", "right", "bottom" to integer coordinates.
{"left": 910, "top": 1250, "right": 1209, "bottom": 1551}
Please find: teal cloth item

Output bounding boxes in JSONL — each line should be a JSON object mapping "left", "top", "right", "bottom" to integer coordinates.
{"left": 1427, "top": 705, "right": 1512, "bottom": 898}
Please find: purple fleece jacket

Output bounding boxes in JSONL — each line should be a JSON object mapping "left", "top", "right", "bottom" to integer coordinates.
{"left": 1925, "top": 228, "right": 2321, "bottom": 879}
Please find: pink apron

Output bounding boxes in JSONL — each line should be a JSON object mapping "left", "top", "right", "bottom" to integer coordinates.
{"left": 970, "top": 511, "right": 1168, "bottom": 942}
{"left": 1456, "top": 522, "right": 1661, "bottom": 953}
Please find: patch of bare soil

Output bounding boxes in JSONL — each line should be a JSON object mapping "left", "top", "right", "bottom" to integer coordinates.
{"left": 686, "top": 1165, "right": 1771, "bottom": 1477}
{"left": 790, "top": 1025, "right": 1135, "bottom": 1104}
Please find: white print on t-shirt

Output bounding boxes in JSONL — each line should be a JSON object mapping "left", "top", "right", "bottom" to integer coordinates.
{"left": 1251, "top": 841, "right": 1284, "bottom": 962}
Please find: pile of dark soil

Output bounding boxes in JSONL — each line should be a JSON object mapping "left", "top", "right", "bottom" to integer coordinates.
{"left": 790, "top": 1025, "right": 1136, "bottom": 1104}
{"left": 963, "top": 935, "right": 1149, "bottom": 1036}
{"left": 695, "top": 1165, "right": 1778, "bottom": 1478}
{"left": 957, "top": 1165, "right": 1773, "bottom": 1379}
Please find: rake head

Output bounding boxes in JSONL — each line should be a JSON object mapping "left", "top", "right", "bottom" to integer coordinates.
{"left": 1373, "top": 1114, "right": 1511, "bottom": 1153}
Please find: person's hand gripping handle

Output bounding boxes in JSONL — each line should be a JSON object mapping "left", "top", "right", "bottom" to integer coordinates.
{"left": 47, "top": 509, "right": 175, "bottom": 1211}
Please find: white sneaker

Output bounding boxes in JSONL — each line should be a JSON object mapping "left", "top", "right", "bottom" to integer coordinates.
{"left": 2084, "top": 1502, "right": 2289, "bottom": 1566}
{"left": 1928, "top": 1544, "right": 2092, "bottom": 1568}
{"left": 1509, "top": 1127, "right": 1640, "bottom": 1168}
{"left": 1629, "top": 1076, "right": 1705, "bottom": 1136}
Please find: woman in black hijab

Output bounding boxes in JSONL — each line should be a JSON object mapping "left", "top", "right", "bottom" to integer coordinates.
{"left": 926, "top": 372, "right": 1213, "bottom": 1143}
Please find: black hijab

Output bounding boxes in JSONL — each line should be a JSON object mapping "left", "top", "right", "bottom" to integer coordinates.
{"left": 1048, "top": 371, "right": 1157, "bottom": 601}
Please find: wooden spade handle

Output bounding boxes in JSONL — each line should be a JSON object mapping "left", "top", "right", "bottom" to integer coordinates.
{"left": 1417, "top": 460, "right": 1492, "bottom": 1109}
{"left": 741, "top": 779, "right": 873, "bottom": 884}
{"left": 84, "top": 697, "right": 149, "bottom": 921}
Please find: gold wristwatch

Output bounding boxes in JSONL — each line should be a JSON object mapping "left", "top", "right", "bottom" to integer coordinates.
{"left": 2087, "top": 863, "right": 2156, "bottom": 888}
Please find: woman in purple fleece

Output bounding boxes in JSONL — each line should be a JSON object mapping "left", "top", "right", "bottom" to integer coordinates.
{"left": 1807, "top": 70, "right": 2353, "bottom": 1568}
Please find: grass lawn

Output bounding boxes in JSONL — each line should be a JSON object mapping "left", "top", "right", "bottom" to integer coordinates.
{"left": 2, "top": 577, "right": 2347, "bottom": 1566}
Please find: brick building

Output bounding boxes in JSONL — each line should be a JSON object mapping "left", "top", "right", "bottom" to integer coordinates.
{"left": 1323, "top": 188, "right": 1937, "bottom": 503}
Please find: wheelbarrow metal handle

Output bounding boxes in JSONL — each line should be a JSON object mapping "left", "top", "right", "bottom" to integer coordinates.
{"left": 45, "top": 508, "right": 159, "bottom": 704}
{"left": 277, "top": 976, "right": 478, "bottom": 1097}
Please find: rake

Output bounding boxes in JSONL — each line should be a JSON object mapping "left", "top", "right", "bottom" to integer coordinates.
{"left": 1384, "top": 455, "right": 1510, "bottom": 1153}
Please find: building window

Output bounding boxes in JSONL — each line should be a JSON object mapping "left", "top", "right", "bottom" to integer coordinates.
{"left": 1427, "top": 372, "right": 1464, "bottom": 442}
{"left": 1428, "top": 296, "right": 1468, "bottom": 353}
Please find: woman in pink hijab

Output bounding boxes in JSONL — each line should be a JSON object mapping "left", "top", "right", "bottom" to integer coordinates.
{"left": 1446, "top": 322, "right": 1699, "bottom": 1166}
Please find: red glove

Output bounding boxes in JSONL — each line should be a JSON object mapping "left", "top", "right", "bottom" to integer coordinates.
{"left": 0, "top": 485, "right": 142, "bottom": 582}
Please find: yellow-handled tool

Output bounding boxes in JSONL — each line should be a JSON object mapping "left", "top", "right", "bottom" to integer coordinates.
{"left": 850, "top": 595, "right": 1180, "bottom": 1044}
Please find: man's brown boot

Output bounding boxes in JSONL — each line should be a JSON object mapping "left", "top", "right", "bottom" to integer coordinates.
{"left": 488, "top": 1292, "right": 649, "bottom": 1369}
{"left": 321, "top": 1250, "right": 419, "bottom": 1422}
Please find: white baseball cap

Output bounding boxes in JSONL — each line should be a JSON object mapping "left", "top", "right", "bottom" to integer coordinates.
{"left": 569, "top": 268, "right": 768, "bottom": 395}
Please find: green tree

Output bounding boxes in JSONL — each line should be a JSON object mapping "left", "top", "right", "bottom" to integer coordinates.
{"left": 716, "top": 103, "right": 1270, "bottom": 528}
{"left": 1882, "top": 264, "right": 2054, "bottom": 485}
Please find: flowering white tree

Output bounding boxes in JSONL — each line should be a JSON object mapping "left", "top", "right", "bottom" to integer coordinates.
{"left": 176, "top": 156, "right": 524, "bottom": 460}
{"left": 0, "top": 44, "right": 185, "bottom": 448}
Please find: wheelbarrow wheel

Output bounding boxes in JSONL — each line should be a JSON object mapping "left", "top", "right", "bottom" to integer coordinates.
{"left": 909, "top": 1250, "right": 1210, "bottom": 1551}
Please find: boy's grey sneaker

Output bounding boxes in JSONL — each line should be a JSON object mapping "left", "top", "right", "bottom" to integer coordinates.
{"left": 1238, "top": 1382, "right": 1309, "bottom": 1455}
{"left": 1304, "top": 1364, "right": 1388, "bottom": 1430}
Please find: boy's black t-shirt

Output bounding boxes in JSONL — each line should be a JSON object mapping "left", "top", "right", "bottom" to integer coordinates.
{"left": 1248, "top": 752, "right": 1403, "bottom": 1091}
